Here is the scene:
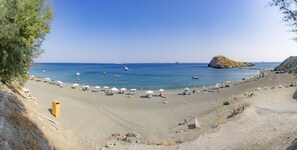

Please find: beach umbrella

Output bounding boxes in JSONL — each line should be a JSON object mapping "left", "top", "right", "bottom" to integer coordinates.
{"left": 184, "top": 87, "right": 190, "bottom": 91}
{"left": 57, "top": 81, "right": 63, "bottom": 84}
{"left": 73, "top": 83, "right": 79, "bottom": 87}
{"left": 45, "top": 78, "right": 51, "bottom": 80}
{"left": 111, "top": 87, "right": 119, "bottom": 91}
{"left": 215, "top": 83, "right": 221, "bottom": 88}
{"left": 146, "top": 90, "right": 154, "bottom": 94}
{"left": 159, "top": 89, "right": 165, "bottom": 92}
{"left": 103, "top": 86, "right": 109, "bottom": 89}
{"left": 95, "top": 86, "right": 100, "bottom": 89}
{"left": 120, "top": 88, "right": 127, "bottom": 91}
{"left": 130, "top": 89, "right": 137, "bottom": 92}
{"left": 84, "top": 85, "right": 90, "bottom": 88}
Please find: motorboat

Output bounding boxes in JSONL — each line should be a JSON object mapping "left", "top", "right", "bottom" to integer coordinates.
{"left": 192, "top": 76, "right": 199, "bottom": 79}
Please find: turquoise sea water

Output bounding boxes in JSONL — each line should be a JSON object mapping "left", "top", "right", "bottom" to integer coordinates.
{"left": 29, "top": 63, "right": 279, "bottom": 90}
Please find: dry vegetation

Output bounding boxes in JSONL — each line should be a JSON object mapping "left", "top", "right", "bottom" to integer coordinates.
{"left": 0, "top": 85, "right": 54, "bottom": 149}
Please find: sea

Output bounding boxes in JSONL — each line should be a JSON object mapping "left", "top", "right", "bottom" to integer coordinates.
{"left": 29, "top": 63, "right": 279, "bottom": 90}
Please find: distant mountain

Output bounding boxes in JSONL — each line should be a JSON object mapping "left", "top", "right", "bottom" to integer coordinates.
{"left": 208, "top": 56, "right": 254, "bottom": 69}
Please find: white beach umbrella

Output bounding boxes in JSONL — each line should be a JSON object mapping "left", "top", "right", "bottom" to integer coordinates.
{"left": 103, "top": 86, "right": 109, "bottom": 89}
{"left": 57, "top": 81, "right": 63, "bottom": 84}
{"left": 130, "top": 89, "right": 137, "bottom": 92}
{"left": 159, "top": 89, "right": 165, "bottom": 92}
{"left": 111, "top": 87, "right": 119, "bottom": 91}
{"left": 45, "top": 78, "right": 51, "bottom": 80}
{"left": 146, "top": 90, "right": 154, "bottom": 94}
{"left": 95, "top": 86, "right": 101, "bottom": 89}
{"left": 215, "top": 83, "right": 221, "bottom": 88}
{"left": 120, "top": 88, "right": 127, "bottom": 91}
{"left": 184, "top": 87, "right": 190, "bottom": 91}
{"left": 73, "top": 83, "right": 79, "bottom": 87}
{"left": 84, "top": 85, "right": 90, "bottom": 88}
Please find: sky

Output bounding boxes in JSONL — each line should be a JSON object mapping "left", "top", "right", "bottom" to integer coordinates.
{"left": 38, "top": 0, "right": 297, "bottom": 63}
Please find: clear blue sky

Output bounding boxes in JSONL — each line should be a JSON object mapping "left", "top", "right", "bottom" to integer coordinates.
{"left": 38, "top": 0, "right": 297, "bottom": 63}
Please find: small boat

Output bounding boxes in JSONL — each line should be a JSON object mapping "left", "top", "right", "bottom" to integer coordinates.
{"left": 42, "top": 70, "right": 46, "bottom": 72}
{"left": 175, "top": 62, "right": 179, "bottom": 64}
{"left": 124, "top": 67, "right": 129, "bottom": 71}
{"left": 115, "top": 75, "right": 120, "bottom": 78}
{"left": 102, "top": 72, "right": 106, "bottom": 75}
{"left": 192, "top": 76, "right": 199, "bottom": 79}
{"left": 76, "top": 72, "right": 80, "bottom": 76}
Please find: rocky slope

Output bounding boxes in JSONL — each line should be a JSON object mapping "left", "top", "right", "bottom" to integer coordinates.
{"left": 274, "top": 56, "right": 297, "bottom": 73}
{"left": 208, "top": 56, "right": 254, "bottom": 69}
{"left": 0, "top": 85, "right": 52, "bottom": 149}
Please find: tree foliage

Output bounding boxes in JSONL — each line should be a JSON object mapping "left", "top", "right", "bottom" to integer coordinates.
{"left": 0, "top": 0, "right": 52, "bottom": 86}
{"left": 271, "top": 0, "right": 297, "bottom": 33}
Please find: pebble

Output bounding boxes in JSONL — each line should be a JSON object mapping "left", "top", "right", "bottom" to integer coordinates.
{"left": 0, "top": 117, "right": 4, "bottom": 129}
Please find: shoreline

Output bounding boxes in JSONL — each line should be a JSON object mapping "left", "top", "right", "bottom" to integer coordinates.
{"left": 29, "top": 62, "right": 276, "bottom": 91}
{"left": 30, "top": 70, "right": 265, "bottom": 92}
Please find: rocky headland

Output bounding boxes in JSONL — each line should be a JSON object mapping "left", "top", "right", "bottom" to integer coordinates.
{"left": 208, "top": 56, "right": 254, "bottom": 69}
{"left": 274, "top": 56, "right": 297, "bottom": 73}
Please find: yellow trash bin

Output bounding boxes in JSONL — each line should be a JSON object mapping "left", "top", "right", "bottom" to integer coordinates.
{"left": 52, "top": 100, "right": 60, "bottom": 117}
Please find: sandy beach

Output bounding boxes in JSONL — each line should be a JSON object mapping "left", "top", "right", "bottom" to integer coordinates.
{"left": 21, "top": 71, "right": 297, "bottom": 149}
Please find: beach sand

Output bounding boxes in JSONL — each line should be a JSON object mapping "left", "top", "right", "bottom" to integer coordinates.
{"left": 23, "top": 72, "right": 297, "bottom": 149}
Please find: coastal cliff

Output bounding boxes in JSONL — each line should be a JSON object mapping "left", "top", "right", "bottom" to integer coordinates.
{"left": 274, "top": 56, "right": 297, "bottom": 73}
{"left": 208, "top": 56, "right": 254, "bottom": 69}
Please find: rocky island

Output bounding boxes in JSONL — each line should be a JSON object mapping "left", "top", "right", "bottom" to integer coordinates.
{"left": 208, "top": 56, "right": 254, "bottom": 69}
{"left": 274, "top": 56, "right": 297, "bottom": 73}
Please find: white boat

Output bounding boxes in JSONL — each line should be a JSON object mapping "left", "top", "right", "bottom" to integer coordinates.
{"left": 115, "top": 74, "right": 120, "bottom": 78}
{"left": 76, "top": 72, "right": 80, "bottom": 76}
{"left": 124, "top": 67, "right": 129, "bottom": 71}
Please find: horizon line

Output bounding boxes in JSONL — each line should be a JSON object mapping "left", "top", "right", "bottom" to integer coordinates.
{"left": 33, "top": 61, "right": 281, "bottom": 64}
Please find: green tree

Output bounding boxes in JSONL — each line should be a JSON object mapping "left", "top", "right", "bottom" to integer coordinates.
{"left": 0, "top": 0, "right": 52, "bottom": 86}
{"left": 271, "top": 0, "right": 297, "bottom": 35}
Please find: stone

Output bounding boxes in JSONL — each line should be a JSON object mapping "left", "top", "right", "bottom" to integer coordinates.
{"left": 194, "top": 118, "right": 201, "bottom": 129}
{"left": 274, "top": 56, "right": 297, "bottom": 73}
{"left": 294, "top": 88, "right": 297, "bottom": 100}
{"left": 125, "top": 132, "right": 140, "bottom": 138}
{"left": 124, "top": 132, "right": 140, "bottom": 143}
{"left": 125, "top": 137, "right": 135, "bottom": 143}
{"left": 3, "top": 141, "right": 11, "bottom": 150}
{"left": 0, "top": 117, "right": 4, "bottom": 130}
{"left": 208, "top": 56, "right": 254, "bottom": 69}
